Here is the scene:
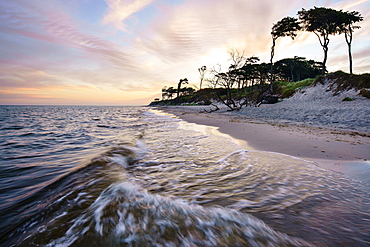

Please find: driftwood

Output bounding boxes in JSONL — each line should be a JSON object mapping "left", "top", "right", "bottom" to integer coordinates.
{"left": 200, "top": 104, "right": 220, "bottom": 113}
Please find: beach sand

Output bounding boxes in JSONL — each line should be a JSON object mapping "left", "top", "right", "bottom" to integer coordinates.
{"left": 155, "top": 105, "right": 370, "bottom": 184}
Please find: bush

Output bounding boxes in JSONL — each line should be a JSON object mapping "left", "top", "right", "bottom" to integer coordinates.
{"left": 360, "top": 89, "right": 370, "bottom": 99}
{"left": 342, "top": 97, "right": 354, "bottom": 101}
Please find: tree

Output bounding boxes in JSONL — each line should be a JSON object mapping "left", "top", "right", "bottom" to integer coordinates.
{"left": 339, "top": 10, "right": 363, "bottom": 74}
{"left": 198, "top": 66, "right": 207, "bottom": 90}
{"left": 274, "top": 57, "right": 322, "bottom": 82}
{"left": 176, "top": 78, "right": 188, "bottom": 103}
{"left": 298, "top": 7, "right": 343, "bottom": 75}
{"left": 180, "top": 87, "right": 195, "bottom": 96}
{"left": 207, "top": 53, "right": 271, "bottom": 110}
{"left": 241, "top": 56, "right": 260, "bottom": 87}
{"left": 166, "top": 87, "right": 176, "bottom": 100}
{"left": 206, "top": 64, "right": 239, "bottom": 110}
{"left": 161, "top": 86, "right": 167, "bottom": 100}
{"left": 270, "top": 17, "right": 301, "bottom": 84}
{"left": 217, "top": 50, "right": 249, "bottom": 110}
{"left": 227, "top": 49, "right": 247, "bottom": 91}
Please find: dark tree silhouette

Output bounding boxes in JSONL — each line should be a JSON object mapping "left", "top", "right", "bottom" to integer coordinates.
{"left": 198, "top": 66, "right": 207, "bottom": 90}
{"left": 339, "top": 10, "right": 363, "bottom": 74}
{"left": 274, "top": 57, "right": 322, "bottom": 82}
{"left": 164, "top": 87, "right": 176, "bottom": 100}
{"left": 177, "top": 78, "right": 188, "bottom": 103}
{"left": 270, "top": 17, "right": 301, "bottom": 84}
{"left": 180, "top": 87, "right": 195, "bottom": 96}
{"left": 298, "top": 7, "right": 343, "bottom": 75}
{"left": 161, "top": 86, "right": 167, "bottom": 100}
{"left": 240, "top": 56, "right": 260, "bottom": 87}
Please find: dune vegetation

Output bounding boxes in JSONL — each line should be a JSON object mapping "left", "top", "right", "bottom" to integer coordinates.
{"left": 151, "top": 6, "right": 367, "bottom": 111}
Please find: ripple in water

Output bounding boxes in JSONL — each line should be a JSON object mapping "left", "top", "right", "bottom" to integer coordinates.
{"left": 0, "top": 106, "right": 369, "bottom": 246}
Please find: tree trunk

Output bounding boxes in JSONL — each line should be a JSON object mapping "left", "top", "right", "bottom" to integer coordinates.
{"left": 322, "top": 45, "right": 328, "bottom": 75}
{"left": 345, "top": 30, "right": 353, "bottom": 74}
{"left": 269, "top": 38, "right": 276, "bottom": 92}
{"left": 347, "top": 42, "right": 353, "bottom": 74}
{"left": 177, "top": 83, "right": 181, "bottom": 103}
{"left": 314, "top": 32, "right": 329, "bottom": 75}
{"left": 290, "top": 59, "right": 295, "bottom": 82}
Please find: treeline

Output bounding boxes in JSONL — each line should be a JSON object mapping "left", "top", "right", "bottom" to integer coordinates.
{"left": 154, "top": 55, "right": 321, "bottom": 109}
{"left": 152, "top": 6, "right": 364, "bottom": 110}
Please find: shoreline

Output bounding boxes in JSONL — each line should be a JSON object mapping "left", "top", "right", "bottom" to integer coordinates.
{"left": 154, "top": 106, "right": 370, "bottom": 184}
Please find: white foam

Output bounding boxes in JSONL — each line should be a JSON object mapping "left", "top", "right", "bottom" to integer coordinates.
{"left": 46, "top": 181, "right": 311, "bottom": 246}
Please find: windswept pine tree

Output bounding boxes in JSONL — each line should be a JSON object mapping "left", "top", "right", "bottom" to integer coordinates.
{"left": 298, "top": 7, "right": 344, "bottom": 75}
{"left": 153, "top": 6, "right": 364, "bottom": 108}
{"left": 270, "top": 17, "right": 301, "bottom": 84}
{"left": 177, "top": 78, "right": 188, "bottom": 103}
{"left": 339, "top": 10, "right": 363, "bottom": 74}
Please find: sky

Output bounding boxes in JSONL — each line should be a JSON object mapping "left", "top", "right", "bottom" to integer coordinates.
{"left": 0, "top": 0, "right": 369, "bottom": 105}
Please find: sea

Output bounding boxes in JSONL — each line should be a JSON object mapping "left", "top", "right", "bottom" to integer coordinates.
{"left": 0, "top": 105, "right": 369, "bottom": 247}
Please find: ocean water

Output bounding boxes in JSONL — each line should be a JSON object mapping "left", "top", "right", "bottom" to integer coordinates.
{"left": 0, "top": 105, "right": 369, "bottom": 247}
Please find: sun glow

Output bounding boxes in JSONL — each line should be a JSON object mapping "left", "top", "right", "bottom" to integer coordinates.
{"left": 0, "top": 0, "right": 369, "bottom": 105}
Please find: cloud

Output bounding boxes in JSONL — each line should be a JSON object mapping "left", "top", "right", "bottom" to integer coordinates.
{"left": 126, "top": 0, "right": 310, "bottom": 86}
{"left": 0, "top": 62, "right": 99, "bottom": 93}
{"left": 138, "top": 0, "right": 304, "bottom": 65}
{"left": 0, "top": 0, "right": 137, "bottom": 70}
{"left": 0, "top": 91, "right": 57, "bottom": 100}
{"left": 336, "top": 0, "right": 370, "bottom": 10}
{"left": 1, "top": 0, "right": 369, "bottom": 105}
{"left": 0, "top": 65, "right": 61, "bottom": 89}
{"left": 0, "top": 0, "right": 157, "bottom": 101}
{"left": 102, "top": 0, "right": 155, "bottom": 31}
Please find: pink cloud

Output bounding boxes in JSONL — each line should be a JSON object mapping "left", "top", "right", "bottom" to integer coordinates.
{"left": 1, "top": 0, "right": 369, "bottom": 105}
{"left": 102, "top": 0, "right": 156, "bottom": 31}
{"left": 1, "top": 0, "right": 137, "bottom": 70}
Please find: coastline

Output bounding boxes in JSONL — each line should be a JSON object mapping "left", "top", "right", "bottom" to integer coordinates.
{"left": 154, "top": 105, "right": 370, "bottom": 184}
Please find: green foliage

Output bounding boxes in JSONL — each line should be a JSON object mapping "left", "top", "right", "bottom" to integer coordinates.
{"left": 298, "top": 7, "right": 346, "bottom": 74}
{"left": 150, "top": 71, "right": 370, "bottom": 106}
{"left": 153, "top": 5, "right": 364, "bottom": 109}
{"left": 298, "top": 7, "right": 344, "bottom": 35}
{"left": 342, "top": 97, "right": 354, "bottom": 101}
{"left": 271, "top": 17, "right": 301, "bottom": 39}
{"left": 274, "top": 57, "right": 322, "bottom": 82}
{"left": 275, "top": 78, "right": 316, "bottom": 98}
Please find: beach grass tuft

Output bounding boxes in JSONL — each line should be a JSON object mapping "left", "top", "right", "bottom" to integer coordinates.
{"left": 342, "top": 97, "right": 355, "bottom": 101}
{"left": 275, "top": 78, "right": 316, "bottom": 98}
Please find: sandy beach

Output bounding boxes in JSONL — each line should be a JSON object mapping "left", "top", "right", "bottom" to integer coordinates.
{"left": 153, "top": 80, "right": 370, "bottom": 184}
{"left": 155, "top": 104, "right": 370, "bottom": 184}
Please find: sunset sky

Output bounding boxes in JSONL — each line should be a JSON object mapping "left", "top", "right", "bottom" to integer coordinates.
{"left": 1, "top": 0, "right": 369, "bottom": 105}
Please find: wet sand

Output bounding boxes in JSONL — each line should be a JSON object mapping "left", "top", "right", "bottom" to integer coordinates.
{"left": 156, "top": 106, "right": 370, "bottom": 184}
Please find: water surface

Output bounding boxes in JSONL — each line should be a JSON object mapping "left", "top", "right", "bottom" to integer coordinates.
{"left": 0, "top": 105, "right": 369, "bottom": 246}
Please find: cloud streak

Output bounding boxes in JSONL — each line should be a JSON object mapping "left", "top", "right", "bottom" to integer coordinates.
{"left": 0, "top": 0, "right": 369, "bottom": 105}
{"left": 0, "top": 0, "right": 137, "bottom": 69}
{"left": 102, "top": 0, "right": 156, "bottom": 31}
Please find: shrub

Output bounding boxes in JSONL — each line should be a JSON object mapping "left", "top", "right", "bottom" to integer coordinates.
{"left": 360, "top": 89, "right": 370, "bottom": 99}
{"left": 342, "top": 97, "right": 354, "bottom": 101}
